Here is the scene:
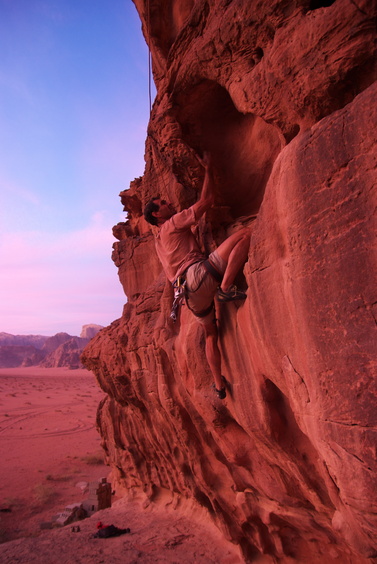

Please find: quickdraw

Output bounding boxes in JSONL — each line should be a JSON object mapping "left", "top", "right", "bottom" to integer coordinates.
{"left": 170, "top": 275, "right": 187, "bottom": 322}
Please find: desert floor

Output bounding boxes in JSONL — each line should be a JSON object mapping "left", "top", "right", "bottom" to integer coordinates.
{"left": 0, "top": 367, "right": 243, "bottom": 563}
{"left": 0, "top": 367, "right": 109, "bottom": 542}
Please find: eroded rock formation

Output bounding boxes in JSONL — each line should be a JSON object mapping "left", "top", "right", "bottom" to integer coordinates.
{"left": 82, "top": 1, "right": 377, "bottom": 561}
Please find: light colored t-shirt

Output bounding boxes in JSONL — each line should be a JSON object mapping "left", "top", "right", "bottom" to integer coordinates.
{"left": 155, "top": 207, "right": 206, "bottom": 282}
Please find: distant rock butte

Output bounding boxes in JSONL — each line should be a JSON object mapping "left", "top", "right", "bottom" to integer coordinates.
{"left": 82, "top": 1, "right": 377, "bottom": 562}
{"left": 0, "top": 326, "right": 103, "bottom": 368}
{"left": 80, "top": 324, "right": 104, "bottom": 340}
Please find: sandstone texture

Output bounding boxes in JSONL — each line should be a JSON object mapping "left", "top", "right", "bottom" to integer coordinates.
{"left": 82, "top": 1, "right": 377, "bottom": 562}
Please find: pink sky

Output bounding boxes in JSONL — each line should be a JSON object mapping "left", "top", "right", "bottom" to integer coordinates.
{"left": 0, "top": 1, "right": 154, "bottom": 336}
{"left": 0, "top": 213, "right": 125, "bottom": 335}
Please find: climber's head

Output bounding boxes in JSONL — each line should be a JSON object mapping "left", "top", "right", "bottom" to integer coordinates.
{"left": 144, "top": 197, "right": 176, "bottom": 226}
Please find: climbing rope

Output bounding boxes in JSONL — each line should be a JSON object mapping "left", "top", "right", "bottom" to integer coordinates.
{"left": 145, "top": 0, "right": 171, "bottom": 195}
{"left": 146, "top": 0, "right": 152, "bottom": 115}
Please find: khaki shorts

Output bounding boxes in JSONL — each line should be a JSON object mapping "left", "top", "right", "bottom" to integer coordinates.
{"left": 185, "top": 250, "right": 226, "bottom": 324}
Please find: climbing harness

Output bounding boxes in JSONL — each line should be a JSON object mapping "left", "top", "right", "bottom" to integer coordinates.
{"left": 170, "top": 259, "right": 224, "bottom": 322}
{"left": 202, "top": 259, "right": 223, "bottom": 284}
{"left": 170, "top": 274, "right": 187, "bottom": 322}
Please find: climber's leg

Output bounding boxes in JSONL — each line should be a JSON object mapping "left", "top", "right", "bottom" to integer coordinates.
{"left": 215, "top": 228, "right": 251, "bottom": 292}
{"left": 202, "top": 318, "right": 226, "bottom": 398}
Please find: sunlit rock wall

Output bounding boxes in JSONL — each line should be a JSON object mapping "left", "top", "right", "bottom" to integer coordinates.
{"left": 82, "top": 1, "right": 377, "bottom": 561}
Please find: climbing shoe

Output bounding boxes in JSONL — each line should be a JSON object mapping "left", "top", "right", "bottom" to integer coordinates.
{"left": 215, "top": 386, "right": 226, "bottom": 400}
{"left": 217, "top": 285, "right": 247, "bottom": 302}
{"left": 212, "top": 376, "right": 227, "bottom": 400}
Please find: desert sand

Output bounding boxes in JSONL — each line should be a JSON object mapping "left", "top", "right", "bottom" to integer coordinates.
{"left": 0, "top": 367, "right": 242, "bottom": 563}
{"left": 0, "top": 367, "right": 108, "bottom": 540}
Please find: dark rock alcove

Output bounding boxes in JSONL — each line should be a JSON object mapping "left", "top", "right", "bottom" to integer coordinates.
{"left": 172, "top": 80, "right": 284, "bottom": 219}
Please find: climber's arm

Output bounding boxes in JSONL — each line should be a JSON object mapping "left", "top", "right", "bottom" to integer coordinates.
{"left": 192, "top": 152, "right": 215, "bottom": 220}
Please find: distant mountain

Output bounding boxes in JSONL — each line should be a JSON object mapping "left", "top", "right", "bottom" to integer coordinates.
{"left": 40, "top": 333, "right": 74, "bottom": 354}
{"left": 0, "top": 345, "right": 43, "bottom": 368}
{"left": 0, "top": 325, "right": 103, "bottom": 369}
{"left": 0, "top": 333, "right": 48, "bottom": 349}
{"left": 41, "top": 337, "right": 91, "bottom": 368}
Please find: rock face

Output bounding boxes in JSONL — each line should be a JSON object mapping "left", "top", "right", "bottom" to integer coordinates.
{"left": 82, "top": 1, "right": 377, "bottom": 562}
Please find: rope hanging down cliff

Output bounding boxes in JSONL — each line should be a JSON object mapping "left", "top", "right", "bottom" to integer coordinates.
{"left": 146, "top": 0, "right": 152, "bottom": 115}
{"left": 145, "top": 0, "right": 170, "bottom": 194}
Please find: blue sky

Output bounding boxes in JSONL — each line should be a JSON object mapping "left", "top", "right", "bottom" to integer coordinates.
{"left": 0, "top": 0, "right": 154, "bottom": 336}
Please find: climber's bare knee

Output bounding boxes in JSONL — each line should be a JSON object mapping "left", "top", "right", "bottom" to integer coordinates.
{"left": 203, "top": 318, "right": 217, "bottom": 339}
{"left": 216, "top": 228, "right": 251, "bottom": 263}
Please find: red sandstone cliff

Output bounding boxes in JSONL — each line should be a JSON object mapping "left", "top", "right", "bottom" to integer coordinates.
{"left": 82, "top": 1, "right": 377, "bottom": 561}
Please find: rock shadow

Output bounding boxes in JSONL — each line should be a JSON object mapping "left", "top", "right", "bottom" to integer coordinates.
{"left": 172, "top": 79, "right": 284, "bottom": 219}
{"left": 261, "top": 378, "right": 333, "bottom": 508}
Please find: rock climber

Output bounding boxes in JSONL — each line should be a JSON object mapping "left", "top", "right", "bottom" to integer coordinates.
{"left": 143, "top": 152, "right": 251, "bottom": 399}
